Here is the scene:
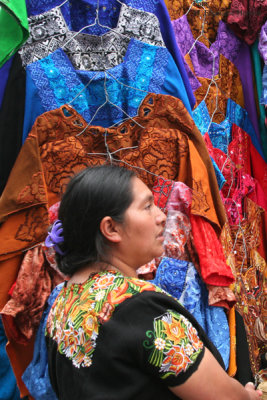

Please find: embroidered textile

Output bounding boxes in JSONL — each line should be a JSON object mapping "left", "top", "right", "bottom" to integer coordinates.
{"left": 229, "top": 199, "right": 267, "bottom": 375}
{"left": 171, "top": 15, "right": 245, "bottom": 122}
{"left": 226, "top": 0, "right": 267, "bottom": 45}
{"left": 45, "top": 269, "right": 224, "bottom": 399}
{"left": 259, "top": 21, "right": 267, "bottom": 65}
{"left": 19, "top": 4, "right": 164, "bottom": 69}
{"left": 0, "top": 94, "right": 225, "bottom": 262}
{"left": 0, "top": 245, "right": 63, "bottom": 343}
{"left": 167, "top": 0, "right": 231, "bottom": 44}
{"left": 24, "top": 0, "right": 196, "bottom": 110}
{"left": 23, "top": 38, "right": 192, "bottom": 140}
{"left": 151, "top": 259, "right": 230, "bottom": 369}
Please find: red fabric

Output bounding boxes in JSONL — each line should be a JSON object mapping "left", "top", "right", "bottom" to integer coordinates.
{"left": 226, "top": 0, "right": 267, "bottom": 45}
{"left": 190, "top": 214, "right": 235, "bottom": 286}
{"left": 1, "top": 245, "right": 63, "bottom": 343}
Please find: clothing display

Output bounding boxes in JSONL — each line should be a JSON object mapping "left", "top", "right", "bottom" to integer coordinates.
{"left": 0, "top": 0, "right": 266, "bottom": 396}
{"left": 46, "top": 270, "right": 224, "bottom": 399}
{"left": 22, "top": 38, "right": 192, "bottom": 141}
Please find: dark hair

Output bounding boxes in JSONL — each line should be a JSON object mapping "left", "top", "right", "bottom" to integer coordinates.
{"left": 56, "top": 165, "right": 135, "bottom": 276}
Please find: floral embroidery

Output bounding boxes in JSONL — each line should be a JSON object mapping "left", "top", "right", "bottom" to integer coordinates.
{"left": 17, "top": 172, "right": 46, "bottom": 204}
{"left": 46, "top": 271, "right": 161, "bottom": 368}
{"left": 143, "top": 310, "right": 203, "bottom": 378}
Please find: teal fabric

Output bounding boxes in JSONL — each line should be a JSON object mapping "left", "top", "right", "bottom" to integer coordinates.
{"left": 251, "top": 41, "right": 267, "bottom": 160}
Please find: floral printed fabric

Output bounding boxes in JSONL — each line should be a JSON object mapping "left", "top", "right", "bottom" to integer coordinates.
{"left": 143, "top": 310, "right": 203, "bottom": 378}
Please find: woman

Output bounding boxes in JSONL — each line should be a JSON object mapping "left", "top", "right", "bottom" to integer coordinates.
{"left": 45, "top": 165, "right": 262, "bottom": 400}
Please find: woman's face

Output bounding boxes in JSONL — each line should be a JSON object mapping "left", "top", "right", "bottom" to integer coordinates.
{"left": 118, "top": 177, "right": 166, "bottom": 268}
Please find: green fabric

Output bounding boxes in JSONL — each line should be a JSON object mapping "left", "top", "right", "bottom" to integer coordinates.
{"left": 251, "top": 40, "right": 267, "bottom": 160}
{"left": 0, "top": 0, "right": 29, "bottom": 67}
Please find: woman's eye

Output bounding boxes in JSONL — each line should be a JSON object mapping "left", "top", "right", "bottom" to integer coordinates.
{"left": 145, "top": 203, "right": 152, "bottom": 210}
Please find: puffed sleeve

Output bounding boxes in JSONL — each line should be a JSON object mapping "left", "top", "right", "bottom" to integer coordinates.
{"left": 110, "top": 290, "right": 222, "bottom": 388}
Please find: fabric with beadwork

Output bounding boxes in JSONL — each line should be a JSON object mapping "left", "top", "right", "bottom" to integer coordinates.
{"left": 45, "top": 270, "right": 224, "bottom": 399}
{"left": 25, "top": 0, "right": 196, "bottom": 109}
{"left": 19, "top": 4, "right": 164, "bottom": 68}
{"left": 22, "top": 38, "right": 192, "bottom": 141}
{"left": 151, "top": 259, "right": 230, "bottom": 369}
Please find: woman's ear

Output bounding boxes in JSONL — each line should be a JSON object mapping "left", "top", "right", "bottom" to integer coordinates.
{"left": 100, "top": 216, "right": 122, "bottom": 243}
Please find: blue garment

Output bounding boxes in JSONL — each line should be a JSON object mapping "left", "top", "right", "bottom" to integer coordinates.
{"left": 25, "top": 0, "right": 195, "bottom": 109}
{"left": 22, "top": 283, "right": 64, "bottom": 400}
{"left": 23, "top": 38, "right": 192, "bottom": 142}
{"left": 0, "top": 316, "right": 20, "bottom": 400}
{"left": 193, "top": 98, "right": 266, "bottom": 161}
{"left": 192, "top": 101, "right": 226, "bottom": 190}
{"left": 151, "top": 258, "right": 230, "bottom": 370}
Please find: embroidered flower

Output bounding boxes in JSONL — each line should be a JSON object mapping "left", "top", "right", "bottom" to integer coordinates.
{"left": 161, "top": 345, "right": 193, "bottom": 375}
{"left": 154, "top": 338, "right": 166, "bottom": 351}
{"left": 162, "top": 315, "right": 186, "bottom": 345}
{"left": 81, "top": 313, "right": 99, "bottom": 337}
{"left": 94, "top": 274, "right": 116, "bottom": 290}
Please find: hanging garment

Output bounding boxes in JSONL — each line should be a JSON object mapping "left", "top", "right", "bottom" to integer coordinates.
{"left": 151, "top": 258, "right": 230, "bottom": 370}
{"left": 226, "top": 0, "right": 267, "bottom": 45}
{"left": 22, "top": 283, "right": 63, "bottom": 400}
{"left": 172, "top": 15, "right": 261, "bottom": 141}
{"left": 1, "top": 245, "right": 63, "bottom": 344}
{"left": 19, "top": 3, "right": 165, "bottom": 68}
{"left": 25, "top": 0, "right": 196, "bottom": 108}
{"left": 167, "top": 0, "right": 231, "bottom": 44}
{"left": 0, "top": 94, "right": 225, "bottom": 257}
{"left": 22, "top": 38, "right": 192, "bottom": 142}
{"left": 0, "top": 53, "right": 26, "bottom": 195}
{"left": 193, "top": 99, "right": 265, "bottom": 161}
{"left": 259, "top": 21, "right": 267, "bottom": 65}
{"left": 0, "top": 0, "right": 29, "bottom": 67}
{"left": 138, "top": 177, "right": 235, "bottom": 307}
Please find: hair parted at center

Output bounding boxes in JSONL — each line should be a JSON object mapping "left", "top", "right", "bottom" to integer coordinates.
{"left": 56, "top": 165, "right": 136, "bottom": 276}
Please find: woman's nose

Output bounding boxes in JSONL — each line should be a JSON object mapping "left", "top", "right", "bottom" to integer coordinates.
{"left": 156, "top": 207, "right": 166, "bottom": 225}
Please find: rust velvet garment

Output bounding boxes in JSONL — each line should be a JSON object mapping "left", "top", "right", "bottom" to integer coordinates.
{"left": 0, "top": 93, "right": 226, "bottom": 396}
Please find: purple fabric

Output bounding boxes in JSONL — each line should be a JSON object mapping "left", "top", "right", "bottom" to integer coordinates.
{"left": 259, "top": 21, "right": 267, "bottom": 65}
{"left": 25, "top": 0, "right": 195, "bottom": 109}
{"left": 234, "top": 41, "right": 261, "bottom": 144}
{"left": 0, "top": 56, "right": 13, "bottom": 109}
{"left": 172, "top": 15, "right": 261, "bottom": 142}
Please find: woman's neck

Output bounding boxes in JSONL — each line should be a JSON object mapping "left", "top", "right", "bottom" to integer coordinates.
{"left": 67, "top": 258, "right": 138, "bottom": 286}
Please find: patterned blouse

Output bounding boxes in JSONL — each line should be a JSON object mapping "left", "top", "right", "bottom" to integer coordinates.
{"left": 45, "top": 270, "right": 223, "bottom": 399}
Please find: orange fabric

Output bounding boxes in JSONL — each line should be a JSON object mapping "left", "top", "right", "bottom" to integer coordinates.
{"left": 4, "top": 333, "right": 35, "bottom": 398}
{"left": 227, "top": 305, "right": 237, "bottom": 377}
{"left": 167, "top": 0, "right": 231, "bottom": 44}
